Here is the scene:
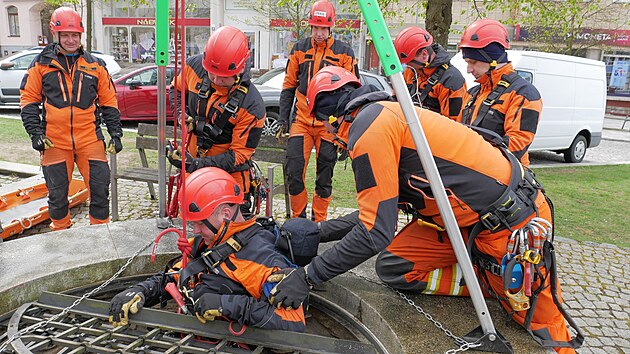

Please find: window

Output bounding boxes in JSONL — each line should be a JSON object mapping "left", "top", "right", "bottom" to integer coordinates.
{"left": 516, "top": 70, "right": 534, "bottom": 84}
{"left": 362, "top": 74, "right": 385, "bottom": 91}
{"left": 125, "top": 68, "right": 158, "bottom": 86}
{"left": 12, "top": 53, "right": 37, "bottom": 70}
{"left": 7, "top": 6, "right": 20, "bottom": 37}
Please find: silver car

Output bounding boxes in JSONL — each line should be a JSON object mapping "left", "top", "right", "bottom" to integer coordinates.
{"left": 253, "top": 67, "right": 392, "bottom": 136}
{"left": 0, "top": 48, "right": 121, "bottom": 108}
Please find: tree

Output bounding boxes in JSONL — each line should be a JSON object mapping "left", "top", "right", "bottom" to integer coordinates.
{"left": 479, "top": 0, "right": 630, "bottom": 55}
{"left": 426, "top": 0, "right": 452, "bottom": 47}
{"left": 231, "top": 0, "right": 311, "bottom": 42}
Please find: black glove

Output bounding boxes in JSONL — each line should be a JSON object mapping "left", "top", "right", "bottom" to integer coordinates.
{"left": 194, "top": 293, "right": 223, "bottom": 323}
{"left": 108, "top": 286, "right": 146, "bottom": 327}
{"left": 107, "top": 136, "right": 123, "bottom": 154}
{"left": 275, "top": 120, "right": 289, "bottom": 143}
{"left": 166, "top": 144, "right": 202, "bottom": 172}
{"left": 31, "top": 135, "right": 54, "bottom": 151}
{"left": 266, "top": 267, "right": 310, "bottom": 310}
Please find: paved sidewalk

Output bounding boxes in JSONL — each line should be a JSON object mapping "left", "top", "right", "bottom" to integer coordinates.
{"left": 1, "top": 122, "right": 628, "bottom": 353}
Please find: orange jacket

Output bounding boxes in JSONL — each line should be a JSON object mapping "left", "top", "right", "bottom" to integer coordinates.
{"left": 402, "top": 45, "right": 468, "bottom": 121}
{"left": 307, "top": 98, "right": 517, "bottom": 284}
{"left": 172, "top": 55, "right": 265, "bottom": 172}
{"left": 279, "top": 36, "right": 358, "bottom": 127}
{"left": 20, "top": 44, "right": 121, "bottom": 150}
{"left": 462, "top": 63, "right": 542, "bottom": 165}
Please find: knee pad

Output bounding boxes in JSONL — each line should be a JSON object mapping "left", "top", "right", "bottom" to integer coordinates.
{"left": 43, "top": 161, "right": 70, "bottom": 220}
{"left": 376, "top": 250, "right": 422, "bottom": 291}
{"left": 286, "top": 136, "right": 306, "bottom": 195}
{"left": 88, "top": 159, "right": 111, "bottom": 220}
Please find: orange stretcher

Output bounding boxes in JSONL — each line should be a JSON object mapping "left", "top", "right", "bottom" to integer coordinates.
{"left": 0, "top": 178, "right": 89, "bottom": 240}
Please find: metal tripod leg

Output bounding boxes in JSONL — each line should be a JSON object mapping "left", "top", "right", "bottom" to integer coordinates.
{"left": 357, "top": 1, "right": 509, "bottom": 350}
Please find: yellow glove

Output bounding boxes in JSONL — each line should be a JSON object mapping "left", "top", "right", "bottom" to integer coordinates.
{"left": 275, "top": 121, "right": 289, "bottom": 144}
{"left": 194, "top": 293, "right": 223, "bottom": 324}
{"left": 108, "top": 288, "right": 145, "bottom": 327}
{"left": 179, "top": 115, "right": 195, "bottom": 132}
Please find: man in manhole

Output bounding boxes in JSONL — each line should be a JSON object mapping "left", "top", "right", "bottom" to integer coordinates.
{"left": 108, "top": 167, "right": 305, "bottom": 332}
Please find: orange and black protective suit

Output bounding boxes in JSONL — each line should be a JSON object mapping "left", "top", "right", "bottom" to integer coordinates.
{"left": 279, "top": 36, "right": 359, "bottom": 221}
{"left": 402, "top": 44, "right": 468, "bottom": 121}
{"left": 171, "top": 55, "right": 265, "bottom": 200}
{"left": 20, "top": 43, "right": 122, "bottom": 229}
{"left": 462, "top": 63, "right": 542, "bottom": 166}
{"left": 307, "top": 95, "right": 580, "bottom": 353}
{"left": 134, "top": 218, "right": 305, "bottom": 331}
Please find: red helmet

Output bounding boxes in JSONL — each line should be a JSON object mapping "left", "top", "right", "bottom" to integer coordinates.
{"left": 50, "top": 7, "right": 84, "bottom": 34}
{"left": 180, "top": 167, "right": 243, "bottom": 222}
{"left": 459, "top": 18, "right": 510, "bottom": 49}
{"left": 308, "top": 0, "right": 336, "bottom": 28}
{"left": 394, "top": 27, "right": 433, "bottom": 64}
{"left": 306, "top": 66, "right": 361, "bottom": 114}
{"left": 203, "top": 26, "right": 250, "bottom": 77}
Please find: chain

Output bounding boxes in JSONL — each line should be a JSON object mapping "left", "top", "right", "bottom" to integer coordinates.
{"left": 0, "top": 239, "right": 155, "bottom": 353}
{"left": 349, "top": 271, "right": 482, "bottom": 354}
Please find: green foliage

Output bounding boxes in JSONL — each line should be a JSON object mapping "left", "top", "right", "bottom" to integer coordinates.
{"left": 480, "top": 0, "right": 630, "bottom": 55}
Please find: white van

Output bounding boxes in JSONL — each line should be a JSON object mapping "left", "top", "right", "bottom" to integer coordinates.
{"left": 451, "top": 50, "right": 606, "bottom": 163}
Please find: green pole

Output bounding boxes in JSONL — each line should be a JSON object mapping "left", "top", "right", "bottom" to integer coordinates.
{"left": 155, "top": 0, "right": 169, "bottom": 225}
{"left": 357, "top": 0, "right": 501, "bottom": 343}
{"left": 155, "top": 0, "right": 170, "bottom": 67}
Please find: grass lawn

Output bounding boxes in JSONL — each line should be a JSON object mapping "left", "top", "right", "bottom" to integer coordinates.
{"left": 1, "top": 116, "right": 627, "bottom": 248}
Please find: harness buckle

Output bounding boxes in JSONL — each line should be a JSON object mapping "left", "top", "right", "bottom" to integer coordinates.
{"left": 480, "top": 212, "right": 502, "bottom": 231}
{"left": 497, "top": 80, "right": 510, "bottom": 88}
{"left": 226, "top": 237, "right": 242, "bottom": 252}
{"left": 476, "top": 257, "right": 502, "bottom": 276}
{"left": 427, "top": 76, "right": 439, "bottom": 86}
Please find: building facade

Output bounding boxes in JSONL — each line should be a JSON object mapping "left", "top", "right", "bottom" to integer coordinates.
{"left": 2, "top": 0, "right": 629, "bottom": 98}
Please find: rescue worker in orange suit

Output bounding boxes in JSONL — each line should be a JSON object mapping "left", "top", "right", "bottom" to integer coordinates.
{"left": 276, "top": 0, "right": 359, "bottom": 222}
{"left": 108, "top": 167, "right": 305, "bottom": 332}
{"left": 20, "top": 7, "right": 122, "bottom": 230}
{"left": 459, "top": 19, "right": 542, "bottom": 166}
{"left": 394, "top": 26, "right": 468, "bottom": 121}
{"left": 167, "top": 26, "right": 265, "bottom": 213}
{"left": 266, "top": 67, "right": 583, "bottom": 353}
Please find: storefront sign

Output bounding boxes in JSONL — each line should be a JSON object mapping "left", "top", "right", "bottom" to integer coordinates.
{"left": 102, "top": 18, "right": 210, "bottom": 27}
{"left": 270, "top": 18, "right": 360, "bottom": 29}
{"left": 516, "top": 26, "right": 630, "bottom": 47}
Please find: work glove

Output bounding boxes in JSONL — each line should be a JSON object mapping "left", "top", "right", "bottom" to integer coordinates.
{"left": 108, "top": 286, "right": 146, "bottom": 327}
{"left": 194, "top": 293, "right": 223, "bottom": 323}
{"left": 166, "top": 144, "right": 202, "bottom": 173}
{"left": 179, "top": 115, "right": 195, "bottom": 132}
{"left": 107, "top": 136, "right": 123, "bottom": 154}
{"left": 31, "top": 135, "right": 54, "bottom": 151}
{"left": 266, "top": 267, "right": 310, "bottom": 310}
{"left": 275, "top": 121, "right": 289, "bottom": 144}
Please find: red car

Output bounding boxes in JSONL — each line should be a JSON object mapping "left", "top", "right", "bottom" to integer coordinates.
{"left": 113, "top": 65, "right": 176, "bottom": 121}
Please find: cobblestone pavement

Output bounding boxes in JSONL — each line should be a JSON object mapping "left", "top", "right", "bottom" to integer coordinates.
{"left": 1, "top": 160, "right": 629, "bottom": 352}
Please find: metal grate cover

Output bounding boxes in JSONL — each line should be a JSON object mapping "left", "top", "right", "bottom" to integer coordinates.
{"left": 4, "top": 292, "right": 380, "bottom": 354}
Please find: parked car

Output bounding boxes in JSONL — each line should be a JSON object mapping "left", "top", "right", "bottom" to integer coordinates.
{"left": 112, "top": 65, "right": 175, "bottom": 121}
{"left": 253, "top": 67, "right": 393, "bottom": 136}
{"left": 0, "top": 48, "right": 121, "bottom": 108}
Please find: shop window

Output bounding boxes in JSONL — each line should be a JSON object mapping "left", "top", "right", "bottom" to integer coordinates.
{"left": 132, "top": 27, "right": 156, "bottom": 63}
{"left": 8, "top": 6, "right": 20, "bottom": 37}
{"left": 604, "top": 54, "right": 630, "bottom": 96}
{"left": 110, "top": 27, "right": 130, "bottom": 62}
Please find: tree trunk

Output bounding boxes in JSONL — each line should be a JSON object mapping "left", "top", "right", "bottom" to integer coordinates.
{"left": 86, "top": 0, "right": 92, "bottom": 52}
{"left": 426, "top": 0, "right": 453, "bottom": 48}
